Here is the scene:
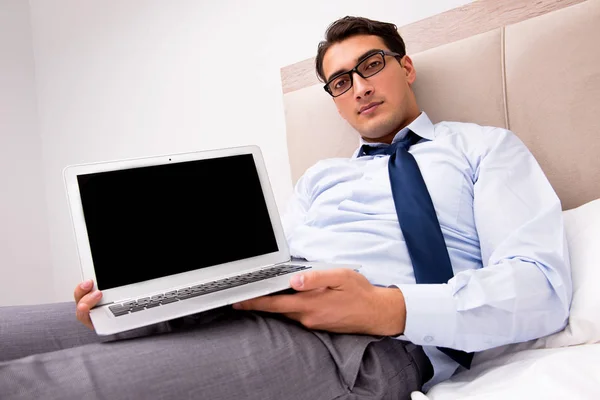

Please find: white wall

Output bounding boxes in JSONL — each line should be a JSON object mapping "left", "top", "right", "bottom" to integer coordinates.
{"left": 0, "top": 0, "right": 53, "bottom": 305}
{"left": 1, "top": 0, "right": 472, "bottom": 305}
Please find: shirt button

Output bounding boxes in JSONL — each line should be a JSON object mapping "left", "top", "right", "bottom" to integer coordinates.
{"left": 424, "top": 336, "right": 434, "bottom": 343}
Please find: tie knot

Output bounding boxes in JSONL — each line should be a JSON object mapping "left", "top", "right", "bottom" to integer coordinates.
{"left": 357, "top": 130, "right": 421, "bottom": 158}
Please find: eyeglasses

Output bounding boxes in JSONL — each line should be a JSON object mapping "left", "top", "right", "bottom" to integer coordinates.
{"left": 323, "top": 50, "right": 401, "bottom": 97}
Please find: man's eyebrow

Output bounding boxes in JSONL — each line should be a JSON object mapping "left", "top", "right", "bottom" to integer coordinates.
{"left": 326, "top": 49, "right": 383, "bottom": 83}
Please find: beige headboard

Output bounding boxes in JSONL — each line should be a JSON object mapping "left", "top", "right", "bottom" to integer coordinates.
{"left": 281, "top": 0, "right": 600, "bottom": 210}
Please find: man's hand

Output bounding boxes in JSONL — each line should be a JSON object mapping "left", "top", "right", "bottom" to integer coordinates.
{"left": 74, "top": 280, "right": 102, "bottom": 330}
{"left": 233, "top": 269, "right": 406, "bottom": 336}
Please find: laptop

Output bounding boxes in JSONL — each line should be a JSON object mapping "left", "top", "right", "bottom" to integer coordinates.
{"left": 64, "top": 145, "right": 358, "bottom": 335}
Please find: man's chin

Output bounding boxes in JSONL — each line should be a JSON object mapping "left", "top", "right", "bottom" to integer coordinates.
{"left": 356, "top": 125, "right": 392, "bottom": 142}
{"left": 359, "top": 134, "right": 390, "bottom": 143}
{"left": 355, "top": 117, "right": 403, "bottom": 143}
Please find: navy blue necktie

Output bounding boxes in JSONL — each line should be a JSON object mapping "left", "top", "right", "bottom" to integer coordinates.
{"left": 358, "top": 130, "right": 474, "bottom": 369}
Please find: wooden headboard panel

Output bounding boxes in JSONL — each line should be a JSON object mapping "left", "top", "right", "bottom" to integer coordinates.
{"left": 281, "top": 0, "right": 600, "bottom": 210}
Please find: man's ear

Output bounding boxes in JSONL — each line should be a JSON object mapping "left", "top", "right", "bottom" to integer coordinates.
{"left": 402, "top": 55, "right": 417, "bottom": 86}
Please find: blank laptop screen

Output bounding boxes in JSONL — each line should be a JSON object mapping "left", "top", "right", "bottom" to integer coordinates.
{"left": 77, "top": 153, "right": 279, "bottom": 290}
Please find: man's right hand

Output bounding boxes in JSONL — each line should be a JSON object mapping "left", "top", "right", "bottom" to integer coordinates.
{"left": 74, "top": 280, "right": 102, "bottom": 330}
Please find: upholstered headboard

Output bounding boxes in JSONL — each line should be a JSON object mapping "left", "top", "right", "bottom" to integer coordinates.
{"left": 281, "top": 0, "right": 600, "bottom": 210}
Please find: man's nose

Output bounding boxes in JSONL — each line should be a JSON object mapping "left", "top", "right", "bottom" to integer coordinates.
{"left": 352, "top": 73, "right": 374, "bottom": 99}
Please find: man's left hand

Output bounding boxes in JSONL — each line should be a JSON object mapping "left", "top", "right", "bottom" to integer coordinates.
{"left": 232, "top": 268, "right": 406, "bottom": 336}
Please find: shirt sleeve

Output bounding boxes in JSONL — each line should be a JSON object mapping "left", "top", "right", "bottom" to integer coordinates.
{"left": 396, "top": 127, "right": 572, "bottom": 352}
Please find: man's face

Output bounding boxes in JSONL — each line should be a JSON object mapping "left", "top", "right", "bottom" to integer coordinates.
{"left": 322, "top": 35, "right": 419, "bottom": 143}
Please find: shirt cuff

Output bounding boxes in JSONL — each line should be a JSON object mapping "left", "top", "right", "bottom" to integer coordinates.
{"left": 393, "top": 283, "right": 458, "bottom": 348}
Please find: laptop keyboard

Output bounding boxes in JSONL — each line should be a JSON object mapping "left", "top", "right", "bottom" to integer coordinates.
{"left": 108, "top": 264, "right": 312, "bottom": 317}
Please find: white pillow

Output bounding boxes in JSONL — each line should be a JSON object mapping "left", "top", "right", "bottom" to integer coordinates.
{"left": 535, "top": 197, "right": 600, "bottom": 347}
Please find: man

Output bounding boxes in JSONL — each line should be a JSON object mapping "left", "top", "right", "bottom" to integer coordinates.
{"left": 0, "top": 16, "right": 571, "bottom": 400}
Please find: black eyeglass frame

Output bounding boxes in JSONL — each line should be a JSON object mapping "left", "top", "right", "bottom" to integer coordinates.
{"left": 323, "top": 50, "right": 402, "bottom": 97}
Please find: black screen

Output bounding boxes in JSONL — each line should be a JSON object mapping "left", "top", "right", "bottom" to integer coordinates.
{"left": 77, "top": 154, "right": 279, "bottom": 290}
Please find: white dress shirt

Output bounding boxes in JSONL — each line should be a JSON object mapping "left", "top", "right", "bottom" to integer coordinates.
{"left": 282, "top": 112, "right": 572, "bottom": 387}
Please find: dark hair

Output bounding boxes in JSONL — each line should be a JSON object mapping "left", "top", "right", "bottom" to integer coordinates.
{"left": 315, "top": 16, "right": 406, "bottom": 83}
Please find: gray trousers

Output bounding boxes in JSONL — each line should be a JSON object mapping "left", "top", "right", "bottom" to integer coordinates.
{"left": 0, "top": 302, "right": 428, "bottom": 400}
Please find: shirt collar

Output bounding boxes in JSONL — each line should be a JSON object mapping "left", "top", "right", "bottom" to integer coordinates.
{"left": 353, "top": 111, "right": 435, "bottom": 157}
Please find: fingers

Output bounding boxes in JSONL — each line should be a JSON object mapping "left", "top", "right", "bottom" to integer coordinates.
{"left": 290, "top": 268, "right": 355, "bottom": 291}
{"left": 76, "top": 302, "right": 95, "bottom": 330}
{"left": 233, "top": 293, "right": 303, "bottom": 313}
{"left": 74, "top": 281, "right": 102, "bottom": 330}
{"left": 74, "top": 279, "right": 93, "bottom": 304}
{"left": 76, "top": 290, "right": 102, "bottom": 330}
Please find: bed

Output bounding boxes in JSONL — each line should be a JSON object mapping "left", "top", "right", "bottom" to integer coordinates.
{"left": 280, "top": 0, "right": 600, "bottom": 398}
